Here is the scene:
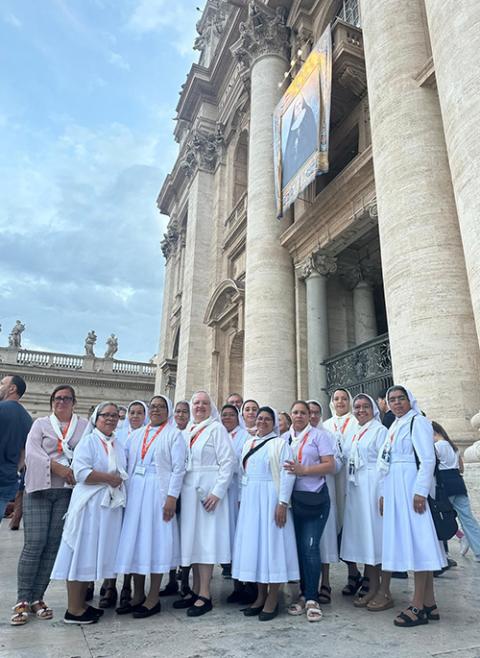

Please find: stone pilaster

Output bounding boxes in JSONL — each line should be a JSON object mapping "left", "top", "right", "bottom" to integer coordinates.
{"left": 360, "top": 0, "right": 480, "bottom": 442}
{"left": 301, "top": 250, "right": 337, "bottom": 413}
{"left": 423, "top": 1, "right": 480, "bottom": 346}
{"left": 232, "top": 4, "right": 296, "bottom": 408}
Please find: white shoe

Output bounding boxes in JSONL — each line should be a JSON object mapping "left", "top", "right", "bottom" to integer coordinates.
{"left": 460, "top": 536, "right": 470, "bottom": 556}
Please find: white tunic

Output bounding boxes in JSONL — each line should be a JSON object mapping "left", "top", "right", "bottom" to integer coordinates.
{"left": 340, "top": 419, "right": 387, "bottom": 565}
{"left": 226, "top": 425, "right": 250, "bottom": 553}
{"left": 318, "top": 430, "right": 341, "bottom": 563}
{"left": 232, "top": 435, "right": 300, "bottom": 584}
{"left": 323, "top": 413, "right": 356, "bottom": 534}
{"left": 115, "top": 423, "right": 187, "bottom": 575}
{"left": 51, "top": 432, "right": 126, "bottom": 581}
{"left": 180, "top": 420, "right": 235, "bottom": 565}
{"left": 379, "top": 411, "right": 446, "bottom": 571}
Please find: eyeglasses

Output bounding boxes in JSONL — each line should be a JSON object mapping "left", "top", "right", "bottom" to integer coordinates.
{"left": 98, "top": 413, "right": 119, "bottom": 420}
{"left": 175, "top": 410, "right": 189, "bottom": 415}
{"left": 388, "top": 395, "right": 407, "bottom": 403}
{"left": 53, "top": 396, "right": 74, "bottom": 403}
{"left": 353, "top": 405, "right": 372, "bottom": 411}
{"left": 149, "top": 404, "right": 167, "bottom": 411}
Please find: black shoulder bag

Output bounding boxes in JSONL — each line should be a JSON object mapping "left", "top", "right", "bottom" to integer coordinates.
{"left": 410, "top": 417, "right": 458, "bottom": 541}
{"left": 242, "top": 436, "right": 276, "bottom": 470}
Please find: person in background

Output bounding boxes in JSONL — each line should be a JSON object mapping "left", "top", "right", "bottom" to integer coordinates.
{"left": 116, "top": 406, "right": 128, "bottom": 432}
{"left": 241, "top": 399, "right": 259, "bottom": 436}
{"left": 377, "top": 388, "right": 395, "bottom": 429}
{"left": 307, "top": 400, "right": 323, "bottom": 429}
{"left": 278, "top": 412, "right": 292, "bottom": 439}
{"left": 0, "top": 375, "right": 32, "bottom": 523}
{"left": 10, "top": 385, "right": 87, "bottom": 626}
{"left": 226, "top": 393, "right": 243, "bottom": 411}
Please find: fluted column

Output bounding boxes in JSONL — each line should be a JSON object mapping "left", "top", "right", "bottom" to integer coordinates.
{"left": 360, "top": 0, "right": 480, "bottom": 441}
{"left": 423, "top": 1, "right": 480, "bottom": 344}
{"left": 301, "top": 251, "right": 337, "bottom": 412}
{"left": 232, "top": 5, "right": 296, "bottom": 408}
{"left": 353, "top": 281, "right": 377, "bottom": 344}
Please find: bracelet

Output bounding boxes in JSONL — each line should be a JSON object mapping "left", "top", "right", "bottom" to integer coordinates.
{"left": 278, "top": 501, "right": 288, "bottom": 508}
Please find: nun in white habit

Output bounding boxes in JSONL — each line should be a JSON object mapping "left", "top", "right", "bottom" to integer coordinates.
{"left": 340, "top": 394, "right": 387, "bottom": 606}
{"left": 51, "top": 402, "right": 127, "bottom": 625}
{"left": 176, "top": 390, "right": 235, "bottom": 618}
{"left": 115, "top": 400, "right": 149, "bottom": 448}
{"left": 232, "top": 406, "right": 299, "bottom": 621}
{"left": 114, "top": 395, "right": 186, "bottom": 619}
{"left": 373, "top": 385, "right": 446, "bottom": 627}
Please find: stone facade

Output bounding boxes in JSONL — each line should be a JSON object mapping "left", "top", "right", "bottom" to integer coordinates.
{"left": 0, "top": 346, "right": 155, "bottom": 418}
{"left": 156, "top": 0, "right": 480, "bottom": 448}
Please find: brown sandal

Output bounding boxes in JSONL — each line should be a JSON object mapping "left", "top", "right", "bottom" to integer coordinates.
{"left": 31, "top": 600, "right": 53, "bottom": 620}
{"left": 11, "top": 601, "right": 30, "bottom": 626}
{"left": 366, "top": 594, "right": 394, "bottom": 612}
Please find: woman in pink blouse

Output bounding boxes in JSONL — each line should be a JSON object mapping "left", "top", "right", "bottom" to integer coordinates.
{"left": 10, "top": 385, "right": 87, "bottom": 626}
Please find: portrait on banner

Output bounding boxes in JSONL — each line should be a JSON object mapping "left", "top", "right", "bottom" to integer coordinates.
{"left": 274, "top": 28, "right": 332, "bottom": 217}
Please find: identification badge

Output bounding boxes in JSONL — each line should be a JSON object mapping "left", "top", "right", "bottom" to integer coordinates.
{"left": 241, "top": 475, "right": 248, "bottom": 487}
{"left": 135, "top": 464, "right": 146, "bottom": 476}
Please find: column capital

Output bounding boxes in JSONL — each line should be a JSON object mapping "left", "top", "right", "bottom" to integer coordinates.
{"left": 338, "top": 261, "right": 380, "bottom": 289}
{"left": 300, "top": 250, "right": 337, "bottom": 280}
{"left": 179, "top": 126, "right": 224, "bottom": 179}
{"left": 231, "top": 2, "right": 290, "bottom": 69}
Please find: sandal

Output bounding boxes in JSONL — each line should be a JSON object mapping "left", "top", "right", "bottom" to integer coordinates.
{"left": 393, "top": 605, "right": 428, "bottom": 627}
{"left": 366, "top": 594, "right": 394, "bottom": 612}
{"left": 30, "top": 600, "right": 53, "bottom": 620}
{"left": 120, "top": 586, "right": 132, "bottom": 607}
{"left": 342, "top": 572, "right": 362, "bottom": 596}
{"left": 318, "top": 585, "right": 331, "bottom": 605}
{"left": 357, "top": 576, "right": 370, "bottom": 598}
{"left": 11, "top": 601, "right": 30, "bottom": 626}
{"left": 99, "top": 586, "right": 118, "bottom": 609}
{"left": 305, "top": 600, "right": 322, "bottom": 622}
{"left": 424, "top": 604, "right": 440, "bottom": 621}
{"left": 287, "top": 597, "right": 306, "bottom": 616}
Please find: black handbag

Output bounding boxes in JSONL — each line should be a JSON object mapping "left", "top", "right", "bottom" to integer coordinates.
{"left": 410, "top": 418, "right": 458, "bottom": 541}
{"left": 435, "top": 468, "right": 468, "bottom": 497}
{"left": 291, "top": 484, "right": 330, "bottom": 519}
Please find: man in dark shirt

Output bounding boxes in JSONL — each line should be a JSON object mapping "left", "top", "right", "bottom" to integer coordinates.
{"left": 377, "top": 387, "right": 395, "bottom": 429}
{"left": 0, "top": 374, "right": 32, "bottom": 522}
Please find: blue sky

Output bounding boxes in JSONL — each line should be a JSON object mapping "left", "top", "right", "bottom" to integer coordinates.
{"left": 0, "top": 0, "right": 202, "bottom": 361}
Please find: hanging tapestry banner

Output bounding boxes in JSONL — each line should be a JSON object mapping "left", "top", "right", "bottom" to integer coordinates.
{"left": 273, "top": 27, "right": 332, "bottom": 217}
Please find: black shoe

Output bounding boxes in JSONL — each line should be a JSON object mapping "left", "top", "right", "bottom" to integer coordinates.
{"left": 447, "top": 558, "right": 457, "bottom": 569}
{"left": 99, "top": 586, "right": 118, "bottom": 609}
{"left": 116, "top": 597, "right": 146, "bottom": 615}
{"left": 434, "top": 568, "right": 446, "bottom": 577}
{"left": 159, "top": 581, "right": 179, "bottom": 597}
{"left": 64, "top": 607, "right": 98, "bottom": 625}
{"left": 227, "top": 590, "right": 243, "bottom": 604}
{"left": 239, "top": 583, "right": 258, "bottom": 605}
{"left": 173, "top": 594, "right": 198, "bottom": 609}
{"left": 221, "top": 564, "right": 232, "bottom": 579}
{"left": 242, "top": 605, "right": 263, "bottom": 617}
{"left": 132, "top": 600, "right": 161, "bottom": 619}
{"left": 392, "top": 571, "right": 408, "bottom": 579}
{"left": 85, "top": 584, "right": 94, "bottom": 602}
{"left": 99, "top": 585, "right": 106, "bottom": 597}
{"left": 187, "top": 595, "right": 212, "bottom": 617}
{"left": 258, "top": 604, "right": 279, "bottom": 621}
{"left": 87, "top": 605, "right": 104, "bottom": 618}
{"left": 119, "top": 586, "right": 132, "bottom": 607}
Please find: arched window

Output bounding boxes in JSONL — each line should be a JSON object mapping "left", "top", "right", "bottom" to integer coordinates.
{"left": 337, "top": 0, "right": 360, "bottom": 27}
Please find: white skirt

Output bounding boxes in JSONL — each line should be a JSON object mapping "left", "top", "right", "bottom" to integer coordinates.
{"left": 232, "top": 474, "right": 299, "bottom": 583}
{"left": 320, "top": 474, "right": 339, "bottom": 563}
{"left": 382, "top": 460, "right": 447, "bottom": 571}
{"left": 340, "top": 466, "right": 382, "bottom": 565}
{"left": 51, "top": 491, "right": 123, "bottom": 581}
{"left": 227, "top": 474, "right": 240, "bottom": 554}
{"left": 115, "top": 467, "right": 180, "bottom": 575}
{"left": 180, "top": 466, "right": 231, "bottom": 566}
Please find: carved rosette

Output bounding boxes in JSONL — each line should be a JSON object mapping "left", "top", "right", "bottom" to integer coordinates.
{"left": 180, "top": 127, "right": 224, "bottom": 178}
{"left": 231, "top": 3, "right": 290, "bottom": 70}
{"left": 301, "top": 250, "right": 337, "bottom": 280}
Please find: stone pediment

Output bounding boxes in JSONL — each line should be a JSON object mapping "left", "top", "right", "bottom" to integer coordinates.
{"left": 204, "top": 279, "right": 245, "bottom": 327}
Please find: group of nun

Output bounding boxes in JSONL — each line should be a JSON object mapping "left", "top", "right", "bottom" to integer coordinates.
{"left": 12, "top": 384, "right": 447, "bottom": 629}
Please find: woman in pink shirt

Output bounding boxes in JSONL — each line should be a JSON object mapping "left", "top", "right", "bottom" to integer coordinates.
{"left": 10, "top": 385, "right": 87, "bottom": 626}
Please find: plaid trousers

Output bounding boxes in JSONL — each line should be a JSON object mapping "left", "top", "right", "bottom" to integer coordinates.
{"left": 17, "top": 488, "right": 71, "bottom": 602}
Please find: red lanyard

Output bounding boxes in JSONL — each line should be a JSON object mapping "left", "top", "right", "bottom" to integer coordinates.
{"left": 243, "top": 438, "right": 257, "bottom": 469}
{"left": 334, "top": 416, "right": 351, "bottom": 435}
{"left": 190, "top": 426, "right": 207, "bottom": 449}
{"left": 98, "top": 437, "right": 113, "bottom": 455}
{"left": 231, "top": 429, "right": 238, "bottom": 440}
{"left": 57, "top": 419, "right": 71, "bottom": 454}
{"left": 297, "top": 432, "right": 310, "bottom": 463}
{"left": 351, "top": 427, "right": 369, "bottom": 445}
{"left": 141, "top": 423, "right": 167, "bottom": 460}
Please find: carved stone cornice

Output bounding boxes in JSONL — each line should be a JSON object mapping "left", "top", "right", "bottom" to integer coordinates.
{"left": 179, "top": 127, "right": 224, "bottom": 179}
{"left": 301, "top": 250, "right": 337, "bottom": 280}
{"left": 231, "top": 3, "right": 290, "bottom": 70}
{"left": 194, "top": 0, "right": 228, "bottom": 56}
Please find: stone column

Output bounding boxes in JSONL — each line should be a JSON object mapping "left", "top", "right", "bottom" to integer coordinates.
{"left": 232, "top": 6, "right": 296, "bottom": 408}
{"left": 301, "top": 251, "right": 337, "bottom": 413}
{"left": 423, "top": 1, "right": 480, "bottom": 344}
{"left": 353, "top": 280, "right": 377, "bottom": 345}
{"left": 360, "top": 0, "right": 480, "bottom": 441}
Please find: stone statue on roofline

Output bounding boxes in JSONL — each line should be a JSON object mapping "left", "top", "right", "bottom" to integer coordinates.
{"left": 84, "top": 330, "right": 97, "bottom": 357}
{"left": 8, "top": 320, "right": 25, "bottom": 348}
{"left": 104, "top": 334, "right": 118, "bottom": 359}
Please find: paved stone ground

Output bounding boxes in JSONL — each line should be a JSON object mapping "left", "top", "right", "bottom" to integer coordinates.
{"left": 1, "top": 523, "right": 479, "bottom": 658}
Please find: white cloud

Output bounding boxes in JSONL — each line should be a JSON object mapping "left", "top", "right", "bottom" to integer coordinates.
{"left": 4, "top": 12, "right": 22, "bottom": 29}
{"left": 108, "top": 51, "right": 130, "bottom": 71}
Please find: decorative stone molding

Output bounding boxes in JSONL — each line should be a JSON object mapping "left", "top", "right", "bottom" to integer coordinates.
{"left": 161, "top": 222, "right": 179, "bottom": 260}
{"left": 301, "top": 250, "right": 337, "bottom": 280}
{"left": 179, "top": 127, "right": 224, "bottom": 178}
{"left": 194, "top": 0, "right": 228, "bottom": 56}
{"left": 231, "top": 2, "right": 290, "bottom": 70}
{"left": 338, "top": 260, "right": 381, "bottom": 289}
